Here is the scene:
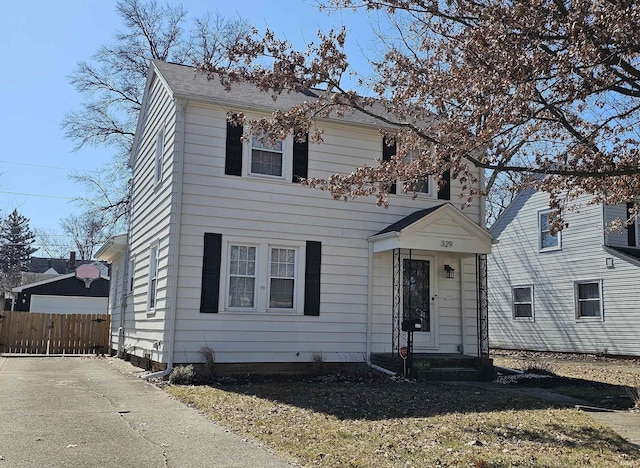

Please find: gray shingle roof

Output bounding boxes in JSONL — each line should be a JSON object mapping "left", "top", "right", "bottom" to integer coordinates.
{"left": 152, "top": 60, "right": 397, "bottom": 129}
{"left": 374, "top": 205, "right": 444, "bottom": 236}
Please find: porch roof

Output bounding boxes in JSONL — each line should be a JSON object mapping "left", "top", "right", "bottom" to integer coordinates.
{"left": 369, "top": 203, "right": 493, "bottom": 255}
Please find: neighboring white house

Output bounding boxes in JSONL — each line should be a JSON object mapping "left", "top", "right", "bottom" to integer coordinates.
{"left": 488, "top": 188, "right": 640, "bottom": 357}
{"left": 96, "top": 60, "right": 493, "bottom": 373}
{"left": 12, "top": 264, "right": 110, "bottom": 314}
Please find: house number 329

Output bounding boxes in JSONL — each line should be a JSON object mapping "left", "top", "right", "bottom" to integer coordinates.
{"left": 441, "top": 240, "right": 453, "bottom": 248}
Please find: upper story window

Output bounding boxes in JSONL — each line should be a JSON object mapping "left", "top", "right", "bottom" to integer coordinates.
{"left": 154, "top": 129, "right": 164, "bottom": 184}
{"left": 250, "top": 134, "right": 284, "bottom": 178}
{"left": 404, "top": 149, "right": 431, "bottom": 195}
{"left": 538, "top": 209, "right": 561, "bottom": 251}
{"left": 574, "top": 280, "right": 603, "bottom": 320}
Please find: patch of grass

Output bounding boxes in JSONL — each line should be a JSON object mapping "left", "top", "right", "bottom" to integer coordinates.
{"left": 493, "top": 352, "right": 640, "bottom": 409}
{"left": 167, "top": 379, "right": 639, "bottom": 467}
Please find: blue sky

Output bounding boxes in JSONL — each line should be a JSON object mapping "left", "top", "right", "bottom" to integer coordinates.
{"left": 0, "top": 1, "right": 380, "bottom": 251}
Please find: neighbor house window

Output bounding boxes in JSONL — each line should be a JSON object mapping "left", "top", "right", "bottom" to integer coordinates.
{"left": 228, "top": 245, "right": 257, "bottom": 308}
{"left": 148, "top": 246, "right": 159, "bottom": 309}
{"left": 250, "top": 134, "right": 283, "bottom": 177}
{"left": 269, "top": 248, "right": 296, "bottom": 309}
{"left": 512, "top": 285, "right": 533, "bottom": 319}
{"left": 154, "top": 129, "right": 164, "bottom": 184}
{"left": 575, "top": 280, "right": 603, "bottom": 319}
{"left": 539, "top": 209, "right": 560, "bottom": 251}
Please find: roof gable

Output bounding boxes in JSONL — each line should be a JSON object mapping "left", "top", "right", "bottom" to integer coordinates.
{"left": 370, "top": 203, "right": 493, "bottom": 255}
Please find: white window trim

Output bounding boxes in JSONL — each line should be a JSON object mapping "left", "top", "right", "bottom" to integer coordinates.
{"left": 147, "top": 243, "right": 160, "bottom": 314}
{"left": 243, "top": 133, "right": 293, "bottom": 181}
{"left": 154, "top": 128, "right": 165, "bottom": 185}
{"left": 512, "top": 284, "right": 534, "bottom": 321}
{"left": 574, "top": 279, "right": 604, "bottom": 321}
{"left": 220, "top": 238, "right": 305, "bottom": 314}
{"left": 538, "top": 209, "right": 562, "bottom": 252}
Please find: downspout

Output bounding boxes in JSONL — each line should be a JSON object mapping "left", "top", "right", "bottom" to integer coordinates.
{"left": 117, "top": 244, "right": 130, "bottom": 359}
{"left": 459, "top": 258, "right": 466, "bottom": 355}
{"left": 366, "top": 241, "right": 374, "bottom": 363}
{"left": 143, "top": 98, "right": 187, "bottom": 380}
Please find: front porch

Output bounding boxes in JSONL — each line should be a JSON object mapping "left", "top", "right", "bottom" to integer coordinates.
{"left": 371, "top": 353, "right": 496, "bottom": 381}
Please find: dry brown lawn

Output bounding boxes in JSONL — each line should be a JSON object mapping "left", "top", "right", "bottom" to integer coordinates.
{"left": 167, "top": 356, "right": 640, "bottom": 467}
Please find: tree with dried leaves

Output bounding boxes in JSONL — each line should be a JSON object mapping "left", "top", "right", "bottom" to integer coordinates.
{"left": 201, "top": 0, "right": 640, "bottom": 228}
{"left": 64, "top": 0, "right": 250, "bottom": 227}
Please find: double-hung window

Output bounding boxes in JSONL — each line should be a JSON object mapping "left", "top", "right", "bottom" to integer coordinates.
{"left": 154, "top": 129, "right": 164, "bottom": 184}
{"left": 228, "top": 245, "right": 257, "bottom": 308}
{"left": 512, "top": 285, "right": 533, "bottom": 319}
{"left": 575, "top": 280, "right": 603, "bottom": 319}
{"left": 404, "top": 149, "right": 430, "bottom": 194}
{"left": 250, "top": 134, "right": 284, "bottom": 177}
{"left": 226, "top": 242, "right": 301, "bottom": 312}
{"left": 148, "top": 246, "right": 159, "bottom": 310}
{"left": 269, "top": 248, "right": 296, "bottom": 309}
{"left": 538, "top": 209, "right": 560, "bottom": 251}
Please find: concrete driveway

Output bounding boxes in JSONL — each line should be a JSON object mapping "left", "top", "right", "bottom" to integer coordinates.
{"left": 0, "top": 356, "right": 291, "bottom": 468}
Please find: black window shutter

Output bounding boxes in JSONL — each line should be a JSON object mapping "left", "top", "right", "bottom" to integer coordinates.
{"left": 225, "top": 119, "right": 243, "bottom": 176}
{"left": 437, "top": 169, "right": 451, "bottom": 200}
{"left": 304, "top": 241, "right": 322, "bottom": 316}
{"left": 292, "top": 133, "right": 309, "bottom": 183}
{"left": 200, "top": 233, "right": 222, "bottom": 313}
{"left": 627, "top": 202, "right": 636, "bottom": 247}
{"left": 382, "top": 140, "right": 397, "bottom": 194}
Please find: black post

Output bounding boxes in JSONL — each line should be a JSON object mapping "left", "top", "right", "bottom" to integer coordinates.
{"left": 406, "top": 331, "right": 413, "bottom": 378}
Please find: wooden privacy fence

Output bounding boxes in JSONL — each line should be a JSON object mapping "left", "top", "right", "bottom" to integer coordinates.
{"left": 0, "top": 311, "right": 110, "bottom": 354}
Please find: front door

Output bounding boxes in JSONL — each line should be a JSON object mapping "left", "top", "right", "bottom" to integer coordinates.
{"left": 402, "top": 257, "right": 435, "bottom": 349}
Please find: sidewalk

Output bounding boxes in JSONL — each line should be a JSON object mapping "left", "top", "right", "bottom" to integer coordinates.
{"left": 0, "top": 356, "right": 292, "bottom": 468}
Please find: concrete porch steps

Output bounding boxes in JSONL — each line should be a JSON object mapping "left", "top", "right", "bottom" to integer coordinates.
{"left": 370, "top": 353, "right": 495, "bottom": 381}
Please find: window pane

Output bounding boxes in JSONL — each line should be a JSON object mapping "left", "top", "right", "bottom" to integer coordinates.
{"left": 541, "top": 231, "right": 558, "bottom": 248}
{"left": 578, "top": 283, "right": 600, "bottom": 299}
{"left": 270, "top": 278, "right": 294, "bottom": 308}
{"left": 252, "top": 134, "right": 282, "bottom": 151}
{"left": 251, "top": 150, "right": 283, "bottom": 176}
{"left": 579, "top": 300, "right": 601, "bottom": 317}
{"left": 514, "top": 304, "right": 532, "bottom": 318}
{"left": 229, "top": 277, "right": 255, "bottom": 307}
{"left": 539, "top": 213, "right": 550, "bottom": 230}
{"left": 513, "top": 287, "right": 531, "bottom": 303}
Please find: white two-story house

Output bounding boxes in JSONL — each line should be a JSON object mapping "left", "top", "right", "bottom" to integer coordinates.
{"left": 96, "top": 60, "right": 493, "bottom": 375}
{"left": 488, "top": 188, "right": 640, "bottom": 357}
